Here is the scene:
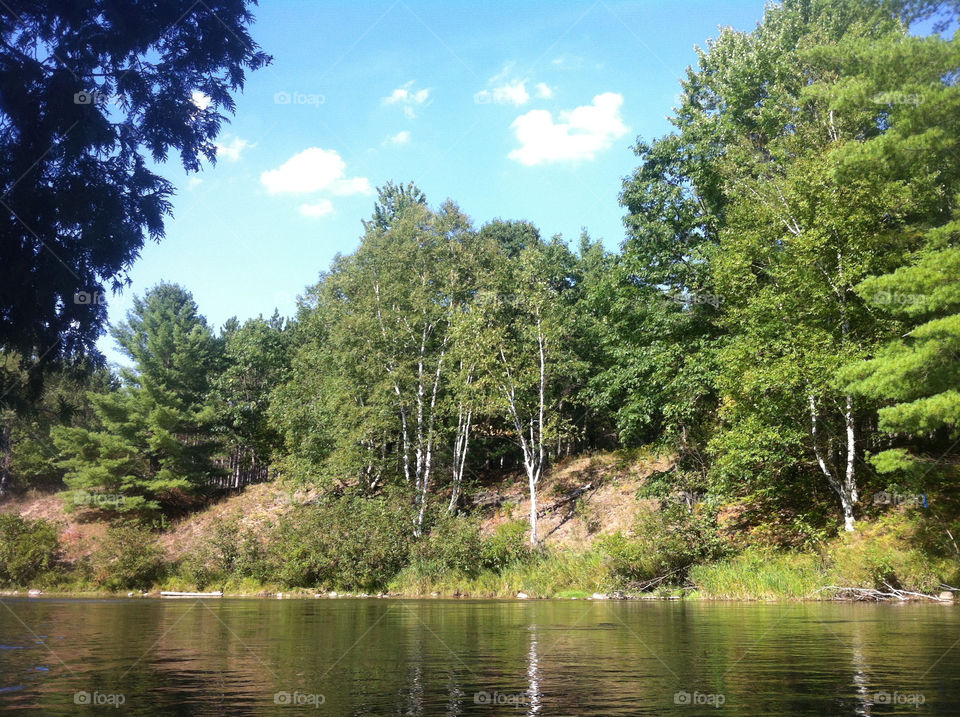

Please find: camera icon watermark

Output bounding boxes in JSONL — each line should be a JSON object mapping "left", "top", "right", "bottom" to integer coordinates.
{"left": 872, "top": 291, "right": 924, "bottom": 306}
{"left": 274, "top": 691, "right": 325, "bottom": 708}
{"left": 73, "top": 691, "right": 125, "bottom": 708}
{"left": 274, "top": 91, "right": 324, "bottom": 108}
{"left": 873, "top": 491, "right": 927, "bottom": 508}
{"left": 473, "top": 691, "right": 530, "bottom": 707}
{"left": 72, "top": 491, "right": 127, "bottom": 509}
{"left": 674, "top": 690, "right": 725, "bottom": 708}
{"left": 73, "top": 90, "right": 119, "bottom": 106}
{"left": 873, "top": 690, "right": 925, "bottom": 705}
{"left": 74, "top": 290, "right": 106, "bottom": 306}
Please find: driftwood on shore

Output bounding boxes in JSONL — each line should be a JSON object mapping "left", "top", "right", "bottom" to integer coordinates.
{"left": 813, "top": 582, "right": 956, "bottom": 602}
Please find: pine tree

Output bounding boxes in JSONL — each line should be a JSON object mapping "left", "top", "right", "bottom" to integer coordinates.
{"left": 53, "top": 284, "right": 222, "bottom": 512}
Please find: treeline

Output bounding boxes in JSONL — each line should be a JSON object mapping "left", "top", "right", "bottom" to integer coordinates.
{"left": 2, "top": 0, "right": 959, "bottom": 554}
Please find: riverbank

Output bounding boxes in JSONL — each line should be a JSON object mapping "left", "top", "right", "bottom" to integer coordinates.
{"left": 2, "top": 451, "right": 958, "bottom": 603}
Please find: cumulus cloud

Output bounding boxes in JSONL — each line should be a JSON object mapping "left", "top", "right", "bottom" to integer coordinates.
{"left": 508, "top": 92, "right": 628, "bottom": 166}
{"left": 476, "top": 80, "right": 530, "bottom": 106}
{"left": 384, "top": 130, "right": 411, "bottom": 146}
{"left": 215, "top": 135, "right": 253, "bottom": 162}
{"left": 383, "top": 81, "right": 431, "bottom": 118}
{"left": 260, "top": 147, "right": 371, "bottom": 195}
{"left": 534, "top": 82, "right": 554, "bottom": 99}
{"left": 474, "top": 64, "right": 556, "bottom": 106}
{"left": 298, "top": 199, "right": 334, "bottom": 218}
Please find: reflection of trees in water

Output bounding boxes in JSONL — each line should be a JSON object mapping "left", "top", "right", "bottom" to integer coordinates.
{"left": 527, "top": 622, "right": 541, "bottom": 715}
{"left": 849, "top": 618, "right": 873, "bottom": 717}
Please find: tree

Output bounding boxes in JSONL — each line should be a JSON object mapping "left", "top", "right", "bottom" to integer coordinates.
{"left": 840, "top": 238, "right": 960, "bottom": 482}
{"left": 212, "top": 312, "right": 290, "bottom": 485}
{"left": 274, "top": 186, "right": 480, "bottom": 535}
{"left": 0, "top": 0, "right": 269, "bottom": 365}
{"left": 459, "top": 236, "right": 586, "bottom": 545}
{"left": 53, "top": 284, "right": 222, "bottom": 512}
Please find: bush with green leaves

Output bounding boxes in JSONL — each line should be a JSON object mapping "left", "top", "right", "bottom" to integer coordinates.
{"left": 601, "top": 503, "right": 728, "bottom": 586}
{"left": 178, "top": 517, "right": 268, "bottom": 589}
{"left": 481, "top": 520, "right": 532, "bottom": 571}
{"left": 409, "top": 515, "right": 487, "bottom": 579}
{"left": 91, "top": 523, "right": 166, "bottom": 591}
{"left": 266, "top": 492, "right": 412, "bottom": 591}
{"left": 0, "top": 514, "right": 62, "bottom": 587}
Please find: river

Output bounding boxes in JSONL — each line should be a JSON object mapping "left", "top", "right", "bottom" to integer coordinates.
{"left": 0, "top": 598, "right": 957, "bottom": 714}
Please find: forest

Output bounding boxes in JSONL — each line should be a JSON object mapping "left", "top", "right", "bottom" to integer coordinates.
{"left": 1, "top": 0, "right": 958, "bottom": 598}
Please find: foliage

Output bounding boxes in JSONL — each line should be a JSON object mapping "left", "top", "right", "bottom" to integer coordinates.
{"left": 0, "top": 514, "right": 61, "bottom": 587}
{"left": 53, "top": 284, "right": 223, "bottom": 512}
{"left": 0, "top": 0, "right": 270, "bottom": 364}
{"left": 601, "top": 503, "right": 729, "bottom": 585}
{"left": 265, "top": 492, "right": 413, "bottom": 591}
{"left": 91, "top": 523, "right": 166, "bottom": 591}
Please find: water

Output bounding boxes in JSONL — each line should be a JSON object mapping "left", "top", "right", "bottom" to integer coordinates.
{"left": 0, "top": 597, "right": 957, "bottom": 714}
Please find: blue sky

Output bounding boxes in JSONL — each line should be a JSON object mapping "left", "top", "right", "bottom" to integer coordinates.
{"left": 101, "top": 0, "right": 768, "bottom": 364}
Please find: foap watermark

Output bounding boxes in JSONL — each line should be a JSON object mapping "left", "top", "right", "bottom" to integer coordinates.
{"left": 664, "top": 292, "right": 724, "bottom": 309}
{"left": 667, "top": 490, "right": 707, "bottom": 507}
{"left": 871, "top": 91, "right": 925, "bottom": 107}
{"left": 73, "top": 90, "right": 120, "bottom": 106}
{"left": 674, "top": 690, "right": 725, "bottom": 708}
{"left": 274, "top": 91, "right": 324, "bottom": 108}
{"left": 873, "top": 291, "right": 925, "bottom": 306}
{"left": 74, "top": 290, "right": 106, "bottom": 306}
{"left": 874, "top": 690, "right": 925, "bottom": 706}
{"left": 873, "top": 491, "right": 927, "bottom": 508}
{"left": 72, "top": 491, "right": 127, "bottom": 509}
{"left": 474, "top": 691, "right": 530, "bottom": 708}
{"left": 274, "top": 691, "right": 325, "bottom": 708}
{"left": 74, "top": 691, "right": 125, "bottom": 708}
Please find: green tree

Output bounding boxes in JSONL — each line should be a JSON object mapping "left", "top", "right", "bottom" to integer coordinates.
{"left": 53, "top": 284, "right": 222, "bottom": 512}
{"left": 840, "top": 238, "right": 960, "bottom": 481}
{"left": 0, "top": 0, "right": 269, "bottom": 364}
{"left": 212, "top": 312, "right": 290, "bottom": 484}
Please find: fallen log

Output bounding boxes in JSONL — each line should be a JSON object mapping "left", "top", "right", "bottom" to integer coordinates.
{"left": 537, "top": 482, "right": 594, "bottom": 518}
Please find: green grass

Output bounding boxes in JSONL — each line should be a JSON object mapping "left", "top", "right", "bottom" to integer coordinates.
{"left": 388, "top": 549, "right": 612, "bottom": 598}
{"left": 688, "top": 549, "right": 824, "bottom": 600}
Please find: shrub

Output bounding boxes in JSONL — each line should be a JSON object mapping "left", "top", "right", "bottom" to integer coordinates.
{"left": 91, "top": 523, "right": 166, "bottom": 591}
{"left": 179, "top": 517, "right": 267, "bottom": 589}
{"left": 600, "top": 503, "right": 728, "bottom": 586}
{"left": 0, "top": 514, "right": 62, "bottom": 587}
{"left": 410, "top": 515, "right": 486, "bottom": 579}
{"left": 266, "top": 492, "right": 412, "bottom": 591}
{"left": 481, "top": 520, "right": 531, "bottom": 571}
{"left": 826, "top": 514, "right": 952, "bottom": 594}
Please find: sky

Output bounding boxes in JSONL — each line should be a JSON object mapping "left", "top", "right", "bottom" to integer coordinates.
{"left": 100, "top": 0, "right": 769, "bottom": 365}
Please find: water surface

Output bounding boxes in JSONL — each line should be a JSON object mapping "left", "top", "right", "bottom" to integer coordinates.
{"left": 0, "top": 597, "right": 957, "bottom": 714}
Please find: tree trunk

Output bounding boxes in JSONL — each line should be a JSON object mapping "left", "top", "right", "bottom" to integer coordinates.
{"left": 0, "top": 417, "right": 11, "bottom": 499}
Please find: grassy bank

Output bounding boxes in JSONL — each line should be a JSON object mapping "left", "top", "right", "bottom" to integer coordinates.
{"left": 2, "top": 453, "right": 958, "bottom": 602}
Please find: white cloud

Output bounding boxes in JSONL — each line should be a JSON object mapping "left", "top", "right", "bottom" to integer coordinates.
{"left": 508, "top": 92, "right": 628, "bottom": 166}
{"left": 496, "top": 81, "right": 529, "bottom": 105}
{"left": 187, "top": 176, "right": 203, "bottom": 189}
{"left": 215, "top": 135, "right": 253, "bottom": 162}
{"left": 191, "top": 90, "right": 211, "bottom": 110}
{"left": 384, "top": 130, "right": 411, "bottom": 146}
{"left": 298, "top": 199, "right": 334, "bottom": 218}
{"left": 330, "top": 177, "right": 373, "bottom": 196}
{"left": 534, "top": 82, "right": 554, "bottom": 99}
{"left": 383, "top": 81, "right": 431, "bottom": 118}
{"left": 474, "top": 65, "right": 555, "bottom": 106}
{"left": 260, "top": 147, "right": 370, "bottom": 195}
